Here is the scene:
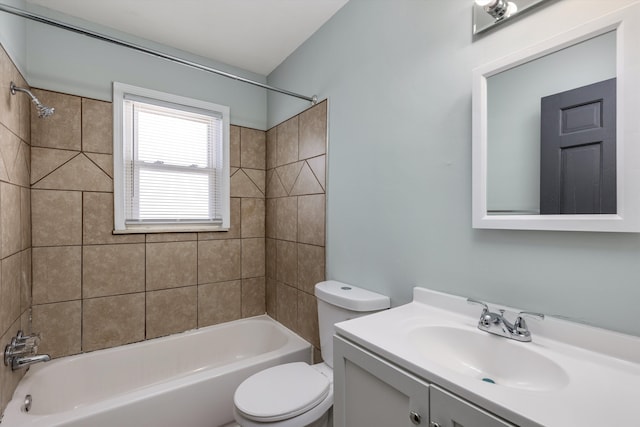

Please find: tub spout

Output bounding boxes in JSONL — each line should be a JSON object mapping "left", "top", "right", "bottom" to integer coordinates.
{"left": 11, "top": 354, "right": 50, "bottom": 370}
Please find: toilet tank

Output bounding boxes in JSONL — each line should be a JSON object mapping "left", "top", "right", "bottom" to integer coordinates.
{"left": 314, "top": 281, "right": 390, "bottom": 368}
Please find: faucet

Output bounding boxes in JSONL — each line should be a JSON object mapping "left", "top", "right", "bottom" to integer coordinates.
{"left": 467, "top": 298, "right": 544, "bottom": 342}
{"left": 9, "top": 354, "right": 51, "bottom": 370}
{"left": 4, "top": 331, "right": 51, "bottom": 370}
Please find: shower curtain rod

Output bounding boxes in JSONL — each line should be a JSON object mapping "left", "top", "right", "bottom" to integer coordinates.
{"left": 0, "top": 3, "right": 318, "bottom": 104}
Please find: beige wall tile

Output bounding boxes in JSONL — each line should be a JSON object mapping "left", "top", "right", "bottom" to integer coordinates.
{"left": 266, "top": 127, "right": 276, "bottom": 170}
{"left": 291, "top": 162, "right": 324, "bottom": 196}
{"left": 242, "top": 277, "right": 265, "bottom": 317}
{"left": 245, "top": 169, "right": 266, "bottom": 194}
{"left": 0, "top": 125, "right": 15, "bottom": 182}
{"left": 266, "top": 278, "right": 277, "bottom": 318}
{"left": 83, "top": 244, "right": 145, "bottom": 298}
{"left": 146, "top": 241, "right": 197, "bottom": 290}
{"left": 298, "top": 195, "right": 325, "bottom": 246}
{"left": 32, "top": 301, "right": 81, "bottom": 358}
{"left": 0, "top": 253, "right": 21, "bottom": 335}
{"left": 198, "top": 280, "right": 241, "bottom": 327}
{"left": 241, "top": 198, "right": 265, "bottom": 238}
{"left": 266, "top": 238, "right": 276, "bottom": 280}
{"left": 240, "top": 127, "right": 266, "bottom": 170}
{"left": 83, "top": 293, "right": 145, "bottom": 352}
{"left": 20, "top": 249, "right": 31, "bottom": 312}
{"left": 276, "top": 240, "right": 297, "bottom": 286}
{"left": 146, "top": 286, "right": 197, "bottom": 339}
{"left": 32, "top": 154, "right": 112, "bottom": 192}
{"left": 276, "top": 116, "right": 298, "bottom": 167}
{"left": 31, "top": 189, "right": 82, "bottom": 247}
{"left": 231, "top": 169, "right": 263, "bottom": 198}
{"left": 31, "top": 89, "right": 81, "bottom": 151}
{"left": 298, "top": 292, "right": 320, "bottom": 348}
{"left": 13, "top": 142, "right": 30, "bottom": 187}
{"left": 299, "top": 101, "right": 327, "bottom": 160}
{"left": 276, "top": 162, "right": 303, "bottom": 195}
{"left": 0, "top": 48, "right": 21, "bottom": 137}
{"left": 85, "top": 152, "right": 113, "bottom": 178}
{"left": 20, "top": 187, "right": 30, "bottom": 251}
{"left": 145, "top": 233, "right": 197, "bottom": 243}
{"left": 242, "top": 238, "right": 265, "bottom": 278}
{"left": 276, "top": 197, "right": 297, "bottom": 241}
{"left": 83, "top": 192, "right": 145, "bottom": 245}
{"left": 230, "top": 125, "right": 240, "bottom": 168}
{"left": 198, "top": 239, "right": 241, "bottom": 284}
{"left": 266, "top": 169, "right": 287, "bottom": 198}
{"left": 276, "top": 282, "right": 298, "bottom": 332}
{"left": 266, "top": 198, "right": 276, "bottom": 239}
{"left": 31, "top": 147, "right": 77, "bottom": 185}
{"left": 0, "top": 125, "right": 21, "bottom": 184}
{"left": 198, "top": 197, "right": 240, "bottom": 240}
{"left": 307, "top": 155, "right": 326, "bottom": 191}
{"left": 32, "top": 246, "right": 81, "bottom": 304}
{"left": 298, "top": 244, "right": 325, "bottom": 294}
{"left": 1, "top": 183, "right": 21, "bottom": 257}
{"left": 82, "top": 98, "right": 113, "bottom": 154}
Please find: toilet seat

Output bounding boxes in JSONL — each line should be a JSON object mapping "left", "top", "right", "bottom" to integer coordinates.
{"left": 234, "top": 362, "right": 331, "bottom": 422}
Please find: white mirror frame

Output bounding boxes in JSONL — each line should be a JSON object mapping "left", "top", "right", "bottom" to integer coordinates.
{"left": 472, "top": 3, "right": 640, "bottom": 232}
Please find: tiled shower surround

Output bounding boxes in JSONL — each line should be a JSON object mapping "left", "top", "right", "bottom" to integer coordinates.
{"left": 0, "top": 40, "right": 327, "bottom": 410}
{"left": 0, "top": 46, "right": 33, "bottom": 410}
{"left": 29, "top": 90, "right": 327, "bottom": 361}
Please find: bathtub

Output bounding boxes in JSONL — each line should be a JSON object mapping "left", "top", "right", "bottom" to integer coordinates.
{"left": 2, "top": 315, "right": 311, "bottom": 427}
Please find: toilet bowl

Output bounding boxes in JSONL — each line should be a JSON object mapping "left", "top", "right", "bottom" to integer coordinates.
{"left": 233, "top": 281, "right": 390, "bottom": 427}
{"left": 233, "top": 362, "right": 333, "bottom": 427}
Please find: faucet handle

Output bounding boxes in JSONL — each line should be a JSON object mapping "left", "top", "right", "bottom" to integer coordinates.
{"left": 514, "top": 311, "right": 544, "bottom": 334}
{"left": 466, "top": 298, "right": 489, "bottom": 313}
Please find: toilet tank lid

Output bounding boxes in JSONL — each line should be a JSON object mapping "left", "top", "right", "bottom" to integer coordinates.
{"left": 315, "top": 281, "right": 390, "bottom": 312}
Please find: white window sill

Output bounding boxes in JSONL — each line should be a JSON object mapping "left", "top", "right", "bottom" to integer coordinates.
{"left": 113, "top": 225, "right": 230, "bottom": 234}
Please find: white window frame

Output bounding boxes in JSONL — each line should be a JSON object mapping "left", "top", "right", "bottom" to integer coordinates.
{"left": 113, "top": 82, "right": 230, "bottom": 233}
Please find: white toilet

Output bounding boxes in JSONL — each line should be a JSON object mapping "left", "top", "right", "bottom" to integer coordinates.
{"left": 233, "top": 280, "right": 390, "bottom": 427}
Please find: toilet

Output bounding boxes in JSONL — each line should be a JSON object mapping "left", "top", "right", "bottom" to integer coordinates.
{"left": 233, "top": 280, "right": 390, "bottom": 427}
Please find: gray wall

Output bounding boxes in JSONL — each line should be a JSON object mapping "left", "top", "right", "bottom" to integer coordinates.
{"left": 22, "top": 4, "right": 268, "bottom": 129}
{"left": 487, "top": 31, "right": 616, "bottom": 213}
{"left": 267, "top": 0, "right": 640, "bottom": 336}
{"left": 0, "top": 0, "right": 27, "bottom": 72}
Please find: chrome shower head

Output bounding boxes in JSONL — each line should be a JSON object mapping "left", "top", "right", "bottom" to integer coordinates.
{"left": 10, "top": 82, "right": 55, "bottom": 118}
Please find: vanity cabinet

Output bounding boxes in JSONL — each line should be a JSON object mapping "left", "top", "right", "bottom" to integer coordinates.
{"left": 334, "top": 336, "right": 515, "bottom": 427}
{"left": 430, "top": 385, "right": 515, "bottom": 427}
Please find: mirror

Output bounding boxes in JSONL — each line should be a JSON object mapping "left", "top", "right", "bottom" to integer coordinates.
{"left": 472, "top": 3, "right": 640, "bottom": 232}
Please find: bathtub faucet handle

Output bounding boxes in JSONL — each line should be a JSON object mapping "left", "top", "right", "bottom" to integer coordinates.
{"left": 5, "top": 331, "right": 50, "bottom": 370}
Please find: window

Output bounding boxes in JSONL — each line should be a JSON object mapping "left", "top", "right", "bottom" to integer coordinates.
{"left": 113, "top": 83, "right": 230, "bottom": 233}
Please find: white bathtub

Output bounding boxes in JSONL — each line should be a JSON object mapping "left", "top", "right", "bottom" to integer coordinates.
{"left": 2, "top": 315, "right": 311, "bottom": 427}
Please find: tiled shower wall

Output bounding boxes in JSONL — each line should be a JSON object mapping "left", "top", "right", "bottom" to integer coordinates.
{"left": 265, "top": 101, "right": 327, "bottom": 358}
{"left": 29, "top": 88, "right": 268, "bottom": 358}
{"left": 0, "top": 46, "right": 32, "bottom": 410}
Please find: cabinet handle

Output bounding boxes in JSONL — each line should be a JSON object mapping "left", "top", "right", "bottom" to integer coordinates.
{"left": 409, "top": 411, "right": 422, "bottom": 425}
{"left": 429, "top": 423, "right": 441, "bottom": 427}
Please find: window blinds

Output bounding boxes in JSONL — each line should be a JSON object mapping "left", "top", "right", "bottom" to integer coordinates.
{"left": 122, "top": 96, "right": 224, "bottom": 225}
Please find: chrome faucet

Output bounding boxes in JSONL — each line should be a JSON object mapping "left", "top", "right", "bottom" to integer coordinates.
{"left": 10, "top": 354, "right": 51, "bottom": 370}
{"left": 467, "top": 298, "right": 544, "bottom": 342}
{"left": 4, "top": 331, "right": 51, "bottom": 370}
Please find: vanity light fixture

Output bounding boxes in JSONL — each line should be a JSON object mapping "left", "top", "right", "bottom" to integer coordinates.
{"left": 473, "top": 0, "right": 551, "bottom": 36}
{"left": 475, "top": 0, "right": 517, "bottom": 21}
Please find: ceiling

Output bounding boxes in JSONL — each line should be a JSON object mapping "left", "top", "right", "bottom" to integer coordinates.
{"left": 25, "top": 0, "right": 349, "bottom": 76}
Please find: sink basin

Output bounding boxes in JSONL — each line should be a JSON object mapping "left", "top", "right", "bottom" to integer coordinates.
{"left": 408, "top": 326, "right": 569, "bottom": 391}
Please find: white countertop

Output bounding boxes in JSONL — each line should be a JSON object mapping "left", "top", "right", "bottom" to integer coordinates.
{"left": 335, "top": 287, "right": 640, "bottom": 427}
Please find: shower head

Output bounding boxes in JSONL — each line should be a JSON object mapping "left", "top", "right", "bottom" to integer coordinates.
{"left": 10, "top": 82, "right": 55, "bottom": 118}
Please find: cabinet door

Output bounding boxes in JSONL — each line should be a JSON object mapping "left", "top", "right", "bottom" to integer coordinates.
{"left": 334, "top": 336, "right": 430, "bottom": 427}
{"left": 430, "top": 385, "right": 516, "bottom": 427}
